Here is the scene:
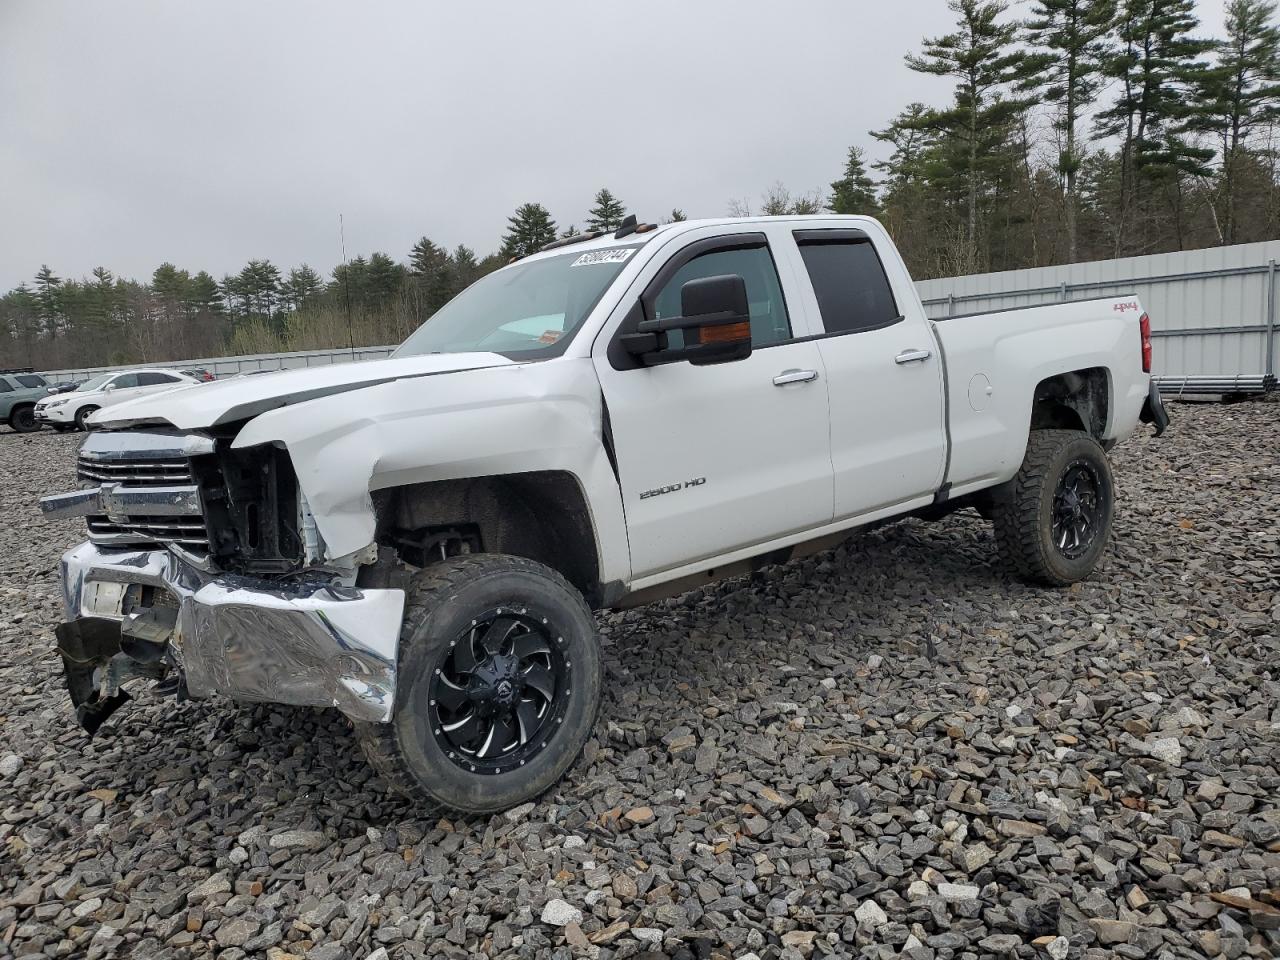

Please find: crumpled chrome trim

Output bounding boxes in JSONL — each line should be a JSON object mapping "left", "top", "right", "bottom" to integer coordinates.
{"left": 59, "top": 542, "right": 404, "bottom": 723}
{"left": 79, "top": 428, "right": 216, "bottom": 460}
{"left": 41, "top": 483, "right": 202, "bottom": 519}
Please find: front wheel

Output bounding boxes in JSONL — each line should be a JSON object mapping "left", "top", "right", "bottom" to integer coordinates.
{"left": 8, "top": 405, "right": 39, "bottom": 433}
{"left": 74, "top": 406, "right": 99, "bottom": 431}
{"left": 990, "top": 429, "right": 1115, "bottom": 586}
{"left": 355, "top": 554, "right": 601, "bottom": 816}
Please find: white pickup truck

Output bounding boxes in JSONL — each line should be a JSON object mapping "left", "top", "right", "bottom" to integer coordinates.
{"left": 41, "top": 215, "right": 1168, "bottom": 814}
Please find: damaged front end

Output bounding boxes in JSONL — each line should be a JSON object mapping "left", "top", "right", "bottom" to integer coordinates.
{"left": 41, "top": 428, "right": 405, "bottom": 733}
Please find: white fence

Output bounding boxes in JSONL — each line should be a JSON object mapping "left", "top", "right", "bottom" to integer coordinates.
{"left": 915, "top": 240, "right": 1280, "bottom": 381}
{"left": 39, "top": 345, "right": 396, "bottom": 382}
{"left": 36, "top": 240, "right": 1280, "bottom": 385}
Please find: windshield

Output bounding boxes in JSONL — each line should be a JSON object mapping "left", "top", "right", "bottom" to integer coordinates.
{"left": 394, "top": 246, "right": 640, "bottom": 359}
{"left": 77, "top": 374, "right": 111, "bottom": 391}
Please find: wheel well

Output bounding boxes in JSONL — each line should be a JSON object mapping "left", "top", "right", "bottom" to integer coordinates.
{"left": 1030, "top": 368, "right": 1109, "bottom": 438}
{"left": 374, "top": 471, "right": 603, "bottom": 607}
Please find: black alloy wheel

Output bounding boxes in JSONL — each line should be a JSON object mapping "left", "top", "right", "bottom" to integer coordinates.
{"left": 354, "top": 553, "right": 602, "bottom": 816}
{"left": 428, "top": 606, "right": 569, "bottom": 774}
{"left": 990, "top": 429, "right": 1115, "bottom": 586}
{"left": 1050, "top": 459, "right": 1102, "bottom": 559}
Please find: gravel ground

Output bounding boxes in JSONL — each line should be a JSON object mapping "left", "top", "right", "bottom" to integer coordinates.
{"left": 1, "top": 403, "right": 1278, "bottom": 960}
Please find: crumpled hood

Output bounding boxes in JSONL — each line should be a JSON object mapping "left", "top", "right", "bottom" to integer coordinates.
{"left": 93, "top": 352, "right": 516, "bottom": 430}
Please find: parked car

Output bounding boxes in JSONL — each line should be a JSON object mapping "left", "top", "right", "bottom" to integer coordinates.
{"left": 184, "top": 368, "right": 216, "bottom": 382}
{"left": 46, "top": 381, "right": 84, "bottom": 395}
{"left": 0, "top": 371, "right": 51, "bottom": 432}
{"left": 34, "top": 368, "right": 202, "bottom": 430}
{"left": 41, "top": 215, "right": 1168, "bottom": 814}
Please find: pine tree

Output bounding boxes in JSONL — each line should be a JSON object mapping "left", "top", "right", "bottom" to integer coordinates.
{"left": 1021, "top": 0, "right": 1118, "bottom": 260}
{"left": 560, "top": 224, "right": 581, "bottom": 238}
{"left": 34, "top": 265, "right": 62, "bottom": 331}
{"left": 409, "top": 237, "right": 449, "bottom": 277}
{"left": 188, "top": 271, "right": 224, "bottom": 315}
{"left": 331, "top": 257, "right": 369, "bottom": 311}
{"left": 501, "top": 203, "right": 558, "bottom": 258}
{"left": 1097, "top": 0, "right": 1215, "bottom": 250}
{"left": 87, "top": 267, "right": 119, "bottom": 333}
{"left": 669, "top": 208, "right": 687, "bottom": 222}
{"left": 1193, "top": 0, "right": 1280, "bottom": 242}
{"left": 586, "top": 189, "right": 627, "bottom": 231}
{"left": 152, "top": 263, "right": 191, "bottom": 312}
{"left": 452, "top": 245, "right": 480, "bottom": 293}
{"left": 905, "top": 0, "right": 1032, "bottom": 261}
{"left": 829, "top": 147, "right": 882, "bottom": 216}
{"left": 366, "top": 252, "right": 406, "bottom": 310}
{"left": 236, "top": 260, "right": 282, "bottom": 320}
{"left": 279, "top": 265, "right": 321, "bottom": 311}
{"left": 872, "top": 103, "right": 936, "bottom": 190}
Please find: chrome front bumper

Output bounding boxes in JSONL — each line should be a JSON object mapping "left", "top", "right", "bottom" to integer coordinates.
{"left": 59, "top": 542, "right": 405, "bottom": 723}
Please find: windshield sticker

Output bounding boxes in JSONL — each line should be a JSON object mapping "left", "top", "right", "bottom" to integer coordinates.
{"left": 571, "top": 248, "right": 635, "bottom": 267}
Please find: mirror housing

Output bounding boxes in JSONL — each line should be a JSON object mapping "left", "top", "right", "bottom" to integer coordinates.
{"left": 102, "top": 383, "right": 115, "bottom": 393}
{"left": 621, "top": 274, "right": 753, "bottom": 366}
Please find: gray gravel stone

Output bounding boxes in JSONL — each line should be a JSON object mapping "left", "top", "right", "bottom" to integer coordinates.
{"left": 539, "top": 898, "right": 583, "bottom": 926}
{"left": 0, "top": 403, "right": 1278, "bottom": 959}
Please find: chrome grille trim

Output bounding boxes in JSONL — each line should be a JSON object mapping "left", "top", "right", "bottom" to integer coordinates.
{"left": 58, "top": 429, "right": 217, "bottom": 552}
{"left": 86, "top": 517, "right": 210, "bottom": 548}
{"left": 77, "top": 457, "right": 193, "bottom": 485}
{"left": 78, "top": 429, "right": 216, "bottom": 461}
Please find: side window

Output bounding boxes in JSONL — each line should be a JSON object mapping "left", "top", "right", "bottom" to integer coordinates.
{"left": 0, "top": 378, "right": 13, "bottom": 393}
{"left": 137, "top": 372, "right": 178, "bottom": 386}
{"left": 16, "top": 374, "right": 46, "bottom": 388}
{"left": 110, "top": 373, "right": 140, "bottom": 389}
{"left": 797, "top": 238, "right": 900, "bottom": 335}
{"left": 652, "top": 246, "right": 791, "bottom": 349}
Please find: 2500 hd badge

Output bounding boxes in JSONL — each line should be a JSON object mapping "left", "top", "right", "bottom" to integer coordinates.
{"left": 639, "top": 477, "right": 706, "bottom": 500}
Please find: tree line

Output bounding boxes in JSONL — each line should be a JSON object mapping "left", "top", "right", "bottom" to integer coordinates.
{"left": 5, "top": 0, "right": 1280, "bottom": 371}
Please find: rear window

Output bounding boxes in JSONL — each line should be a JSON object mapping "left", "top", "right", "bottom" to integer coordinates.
{"left": 796, "top": 236, "right": 900, "bottom": 335}
{"left": 137, "top": 372, "right": 180, "bottom": 386}
{"left": 15, "top": 374, "right": 46, "bottom": 388}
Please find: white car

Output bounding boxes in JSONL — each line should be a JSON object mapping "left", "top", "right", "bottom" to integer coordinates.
{"left": 42, "top": 215, "right": 1167, "bottom": 813}
{"left": 35, "top": 368, "right": 202, "bottom": 430}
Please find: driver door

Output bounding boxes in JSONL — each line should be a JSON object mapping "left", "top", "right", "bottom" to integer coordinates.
{"left": 593, "top": 230, "right": 833, "bottom": 580}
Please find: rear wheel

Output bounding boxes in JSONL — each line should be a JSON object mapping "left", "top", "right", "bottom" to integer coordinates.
{"left": 990, "top": 429, "right": 1114, "bottom": 586}
{"left": 74, "top": 405, "right": 99, "bottom": 431}
{"left": 355, "top": 554, "right": 601, "bottom": 815}
{"left": 8, "top": 405, "right": 39, "bottom": 433}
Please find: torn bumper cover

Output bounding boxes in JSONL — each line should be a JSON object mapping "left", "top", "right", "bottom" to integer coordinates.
{"left": 1140, "top": 379, "right": 1170, "bottom": 437}
{"left": 57, "top": 542, "right": 405, "bottom": 730}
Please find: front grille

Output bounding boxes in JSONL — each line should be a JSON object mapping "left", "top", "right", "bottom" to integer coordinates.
{"left": 75, "top": 431, "right": 213, "bottom": 552}
{"left": 77, "top": 455, "right": 193, "bottom": 486}
{"left": 86, "top": 516, "right": 210, "bottom": 548}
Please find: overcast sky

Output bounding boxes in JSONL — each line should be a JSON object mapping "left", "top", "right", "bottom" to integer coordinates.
{"left": 0, "top": 0, "right": 1231, "bottom": 291}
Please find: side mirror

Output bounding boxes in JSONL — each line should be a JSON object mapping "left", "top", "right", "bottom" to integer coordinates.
{"left": 621, "top": 274, "right": 753, "bottom": 366}
{"left": 102, "top": 384, "right": 115, "bottom": 393}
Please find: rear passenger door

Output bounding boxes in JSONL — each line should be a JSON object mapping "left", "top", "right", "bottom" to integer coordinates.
{"left": 790, "top": 228, "right": 947, "bottom": 519}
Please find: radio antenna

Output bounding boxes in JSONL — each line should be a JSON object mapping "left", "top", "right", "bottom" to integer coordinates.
{"left": 340, "top": 213, "right": 356, "bottom": 361}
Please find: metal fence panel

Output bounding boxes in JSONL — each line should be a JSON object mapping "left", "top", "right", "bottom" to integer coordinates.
{"left": 39, "top": 345, "right": 397, "bottom": 382}
{"left": 35, "top": 240, "right": 1280, "bottom": 385}
{"left": 915, "top": 240, "right": 1280, "bottom": 379}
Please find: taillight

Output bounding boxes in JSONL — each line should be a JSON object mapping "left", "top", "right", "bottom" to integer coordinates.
{"left": 1139, "top": 312, "right": 1152, "bottom": 373}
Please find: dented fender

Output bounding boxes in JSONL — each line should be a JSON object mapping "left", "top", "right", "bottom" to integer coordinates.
{"left": 230, "top": 358, "right": 630, "bottom": 585}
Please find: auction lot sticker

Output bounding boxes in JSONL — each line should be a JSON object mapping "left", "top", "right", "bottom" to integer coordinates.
{"left": 572, "top": 249, "right": 635, "bottom": 267}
